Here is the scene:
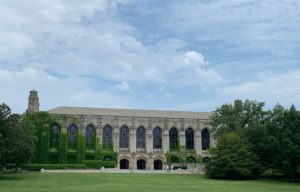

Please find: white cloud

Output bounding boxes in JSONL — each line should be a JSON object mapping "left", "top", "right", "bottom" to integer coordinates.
{"left": 111, "top": 81, "right": 131, "bottom": 92}
{"left": 219, "top": 70, "right": 300, "bottom": 107}
{"left": 0, "top": 0, "right": 221, "bottom": 90}
{"left": 0, "top": 67, "right": 129, "bottom": 113}
{"left": 183, "top": 51, "right": 206, "bottom": 67}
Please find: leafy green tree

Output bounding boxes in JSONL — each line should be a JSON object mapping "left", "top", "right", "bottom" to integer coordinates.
{"left": 211, "top": 100, "right": 266, "bottom": 137}
{"left": 0, "top": 103, "right": 36, "bottom": 171}
{"left": 205, "top": 132, "right": 261, "bottom": 179}
{"left": 253, "top": 104, "right": 285, "bottom": 176}
{"left": 208, "top": 100, "right": 266, "bottom": 178}
{"left": 280, "top": 105, "right": 300, "bottom": 181}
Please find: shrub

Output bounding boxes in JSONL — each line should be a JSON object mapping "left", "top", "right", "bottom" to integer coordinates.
{"left": 21, "top": 164, "right": 86, "bottom": 170}
{"left": 82, "top": 160, "right": 102, "bottom": 169}
{"left": 82, "top": 160, "right": 117, "bottom": 169}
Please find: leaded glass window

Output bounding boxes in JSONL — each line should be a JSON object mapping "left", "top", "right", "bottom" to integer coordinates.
{"left": 136, "top": 127, "right": 146, "bottom": 149}
{"left": 153, "top": 127, "right": 162, "bottom": 149}
{"left": 185, "top": 128, "right": 194, "bottom": 149}
{"left": 68, "top": 124, "right": 78, "bottom": 149}
{"left": 102, "top": 125, "right": 112, "bottom": 148}
{"left": 169, "top": 127, "right": 178, "bottom": 150}
{"left": 50, "top": 124, "right": 60, "bottom": 149}
{"left": 202, "top": 128, "right": 210, "bottom": 150}
{"left": 119, "top": 126, "right": 129, "bottom": 148}
{"left": 85, "top": 124, "right": 96, "bottom": 149}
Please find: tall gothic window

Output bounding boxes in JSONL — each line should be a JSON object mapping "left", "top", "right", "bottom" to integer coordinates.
{"left": 50, "top": 124, "right": 60, "bottom": 149}
{"left": 102, "top": 125, "right": 113, "bottom": 148}
{"left": 85, "top": 124, "right": 96, "bottom": 149}
{"left": 169, "top": 127, "right": 178, "bottom": 150}
{"left": 136, "top": 127, "right": 146, "bottom": 149}
{"left": 202, "top": 128, "right": 210, "bottom": 150}
{"left": 185, "top": 128, "right": 194, "bottom": 149}
{"left": 68, "top": 124, "right": 78, "bottom": 149}
{"left": 119, "top": 126, "right": 129, "bottom": 148}
{"left": 153, "top": 127, "right": 162, "bottom": 149}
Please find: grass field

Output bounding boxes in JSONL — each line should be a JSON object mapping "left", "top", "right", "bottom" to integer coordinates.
{"left": 0, "top": 173, "right": 299, "bottom": 192}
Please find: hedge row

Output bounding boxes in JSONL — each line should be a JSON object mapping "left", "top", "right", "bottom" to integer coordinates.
{"left": 21, "top": 164, "right": 87, "bottom": 170}
{"left": 82, "top": 160, "right": 117, "bottom": 169}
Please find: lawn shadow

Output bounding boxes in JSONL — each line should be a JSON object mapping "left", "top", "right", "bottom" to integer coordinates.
{"left": 0, "top": 173, "right": 24, "bottom": 181}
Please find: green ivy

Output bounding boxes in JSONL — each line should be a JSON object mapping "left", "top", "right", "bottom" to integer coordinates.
{"left": 24, "top": 112, "right": 119, "bottom": 167}
{"left": 59, "top": 132, "right": 67, "bottom": 163}
{"left": 77, "top": 134, "right": 85, "bottom": 163}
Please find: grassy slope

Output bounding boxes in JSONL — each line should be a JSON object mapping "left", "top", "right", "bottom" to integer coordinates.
{"left": 0, "top": 173, "right": 299, "bottom": 192}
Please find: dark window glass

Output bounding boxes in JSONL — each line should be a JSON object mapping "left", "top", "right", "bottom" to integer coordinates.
{"left": 202, "top": 128, "right": 210, "bottom": 150}
{"left": 120, "top": 159, "right": 129, "bottom": 169}
{"left": 102, "top": 125, "right": 113, "bottom": 148}
{"left": 50, "top": 124, "right": 60, "bottom": 149}
{"left": 85, "top": 124, "right": 96, "bottom": 149}
{"left": 68, "top": 124, "right": 78, "bottom": 149}
{"left": 169, "top": 127, "right": 178, "bottom": 149}
{"left": 153, "top": 127, "right": 162, "bottom": 149}
{"left": 136, "top": 127, "right": 146, "bottom": 149}
{"left": 185, "top": 128, "right": 194, "bottom": 149}
{"left": 119, "top": 126, "right": 129, "bottom": 148}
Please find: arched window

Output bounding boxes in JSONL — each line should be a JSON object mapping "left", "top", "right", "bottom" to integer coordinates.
{"left": 202, "top": 128, "right": 210, "bottom": 150}
{"left": 102, "top": 125, "right": 113, "bottom": 148}
{"left": 185, "top": 128, "right": 194, "bottom": 149}
{"left": 119, "top": 126, "right": 129, "bottom": 148}
{"left": 68, "top": 124, "right": 78, "bottom": 149}
{"left": 169, "top": 127, "right": 178, "bottom": 150}
{"left": 85, "top": 124, "right": 96, "bottom": 149}
{"left": 153, "top": 127, "right": 162, "bottom": 149}
{"left": 136, "top": 127, "right": 146, "bottom": 149}
{"left": 50, "top": 124, "right": 60, "bottom": 149}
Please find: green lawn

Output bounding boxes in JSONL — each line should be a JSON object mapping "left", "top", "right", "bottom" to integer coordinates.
{"left": 0, "top": 173, "right": 299, "bottom": 192}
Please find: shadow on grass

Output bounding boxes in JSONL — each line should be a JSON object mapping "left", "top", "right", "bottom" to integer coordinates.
{"left": 195, "top": 173, "right": 300, "bottom": 184}
{"left": 0, "top": 173, "right": 24, "bottom": 181}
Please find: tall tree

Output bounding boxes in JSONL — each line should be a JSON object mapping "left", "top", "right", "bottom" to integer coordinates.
{"left": 208, "top": 100, "right": 266, "bottom": 179}
{"left": 0, "top": 103, "right": 36, "bottom": 170}
{"left": 280, "top": 105, "right": 300, "bottom": 181}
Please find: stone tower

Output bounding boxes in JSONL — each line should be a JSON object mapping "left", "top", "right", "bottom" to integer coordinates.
{"left": 27, "top": 89, "right": 39, "bottom": 113}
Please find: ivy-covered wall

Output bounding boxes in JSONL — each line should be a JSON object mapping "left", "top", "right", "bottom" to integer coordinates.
{"left": 166, "top": 145, "right": 202, "bottom": 164}
{"left": 25, "top": 112, "right": 117, "bottom": 168}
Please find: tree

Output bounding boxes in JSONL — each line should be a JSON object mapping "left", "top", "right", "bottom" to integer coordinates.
{"left": 253, "top": 104, "right": 285, "bottom": 176}
{"left": 0, "top": 103, "right": 36, "bottom": 171}
{"left": 205, "top": 132, "right": 261, "bottom": 179}
{"left": 208, "top": 100, "right": 266, "bottom": 179}
{"left": 280, "top": 105, "right": 300, "bottom": 181}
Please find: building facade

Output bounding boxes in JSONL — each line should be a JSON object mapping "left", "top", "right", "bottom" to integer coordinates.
{"left": 28, "top": 90, "right": 214, "bottom": 170}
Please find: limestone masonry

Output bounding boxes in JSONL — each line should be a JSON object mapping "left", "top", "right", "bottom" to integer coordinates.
{"left": 27, "top": 90, "right": 214, "bottom": 170}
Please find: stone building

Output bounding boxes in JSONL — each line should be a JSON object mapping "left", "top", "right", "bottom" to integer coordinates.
{"left": 27, "top": 90, "right": 213, "bottom": 170}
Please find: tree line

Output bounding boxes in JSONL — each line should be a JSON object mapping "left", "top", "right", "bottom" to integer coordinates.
{"left": 206, "top": 100, "right": 300, "bottom": 181}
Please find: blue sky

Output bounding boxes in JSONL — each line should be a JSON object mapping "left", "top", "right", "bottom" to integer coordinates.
{"left": 1, "top": 0, "right": 300, "bottom": 113}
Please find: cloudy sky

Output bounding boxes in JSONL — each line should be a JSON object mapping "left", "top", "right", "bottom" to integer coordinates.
{"left": 1, "top": 0, "right": 300, "bottom": 113}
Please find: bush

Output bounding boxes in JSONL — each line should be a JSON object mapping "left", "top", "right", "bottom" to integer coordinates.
{"left": 82, "top": 160, "right": 117, "bottom": 169}
{"left": 82, "top": 160, "right": 102, "bottom": 169}
{"left": 21, "top": 164, "right": 86, "bottom": 170}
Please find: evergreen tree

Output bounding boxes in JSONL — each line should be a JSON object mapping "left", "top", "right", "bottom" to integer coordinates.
{"left": 205, "top": 132, "right": 261, "bottom": 179}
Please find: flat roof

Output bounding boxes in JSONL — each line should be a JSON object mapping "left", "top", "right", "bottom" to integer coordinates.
{"left": 47, "top": 106, "right": 211, "bottom": 119}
